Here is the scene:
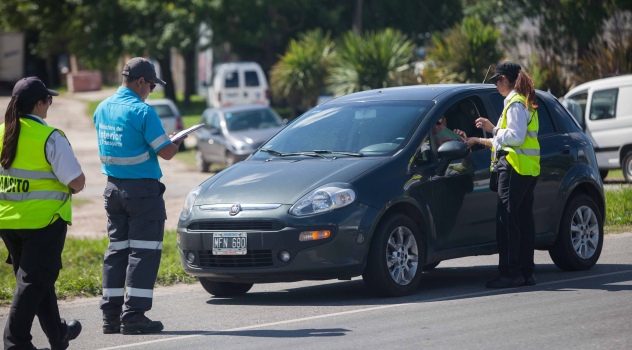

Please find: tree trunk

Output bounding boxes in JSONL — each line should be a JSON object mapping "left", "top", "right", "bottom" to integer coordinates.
{"left": 182, "top": 49, "right": 196, "bottom": 109}
{"left": 157, "top": 53, "right": 176, "bottom": 101}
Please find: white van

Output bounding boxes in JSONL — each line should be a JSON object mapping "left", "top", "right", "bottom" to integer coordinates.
{"left": 206, "top": 62, "right": 269, "bottom": 108}
{"left": 562, "top": 75, "right": 632, "bottom": 182}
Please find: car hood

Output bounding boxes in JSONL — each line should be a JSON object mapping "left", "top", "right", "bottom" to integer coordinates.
{"left": 228, "top": 127, "right": 284, "bottom": 147}
{"left": 197, "top": 157, "right": 385, "bottom": 205}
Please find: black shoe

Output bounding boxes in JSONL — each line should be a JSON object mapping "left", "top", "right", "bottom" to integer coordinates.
{"left": 103, "top": 314, "right": 121, "bottom": 334}
{"left": 485, "top": 276, "right": 525, "bottom": 289}
{"left": 61, "top": 319, "right": 82, "bottom": 348}
{"left": 121, "top": 315, "right": 164, "bottom": 335}
{"left": 523, "top": 274, "right": 537, "bottom": 286}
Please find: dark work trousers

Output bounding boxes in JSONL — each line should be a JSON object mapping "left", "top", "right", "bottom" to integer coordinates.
{"left": 496, "top": 156, "right": 538, "bottom": 279}
{"left": 0, "top": 218, "right": 70, "bottom": 350}
{"left": 100, "top": 177, "right": 167, "bottom": 322}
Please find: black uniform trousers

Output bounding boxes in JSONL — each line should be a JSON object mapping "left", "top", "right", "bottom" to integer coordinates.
{"left": 495, "top": 156, "right": 538, "bottom": 279}
{"left": 0, "top": 218, "right": 70, "bottom": 350}
{"left": 100, "top": 177, "right": 166, "bottom": 322}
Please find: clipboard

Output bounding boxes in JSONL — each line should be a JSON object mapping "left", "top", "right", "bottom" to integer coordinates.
{"left": 170, "top": 123, "right": 205, "bottom": 143}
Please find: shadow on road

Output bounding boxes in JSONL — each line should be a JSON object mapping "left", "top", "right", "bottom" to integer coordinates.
{"left": 203, "top": 263, "right": 632, "bottom": 307}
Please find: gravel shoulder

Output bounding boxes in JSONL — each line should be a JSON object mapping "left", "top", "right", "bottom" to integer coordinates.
{"left": 0, "top": 89, "right": 210, "bottom": 238}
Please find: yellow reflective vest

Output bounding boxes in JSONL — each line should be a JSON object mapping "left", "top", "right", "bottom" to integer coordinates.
{"left": 493, "top": 93, "right": 540, "bottom": 176}
{"left": 0, "top": 117, "right": 72, "bottom": 229}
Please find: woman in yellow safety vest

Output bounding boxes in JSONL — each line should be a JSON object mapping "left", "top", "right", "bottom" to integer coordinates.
{"left": 466, "top": 62, "right": 540, "bottom": 289}
{"left": 0, "top": 77, "right": 85, "bottom": 350}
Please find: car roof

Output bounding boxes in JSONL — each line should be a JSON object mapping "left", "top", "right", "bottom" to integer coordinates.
{"left": 332, "top": 84, "right": 498, "bottom": 103}
{"left": 204, "top": 104, "right": 272, "bottom": 113}
{"left": 565, "top": 74, "right": 632, "bottom": 97}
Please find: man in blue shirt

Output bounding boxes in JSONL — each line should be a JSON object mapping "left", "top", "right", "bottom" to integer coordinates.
{"left": 94, "top": 57, "right": 185, "bottom": 335}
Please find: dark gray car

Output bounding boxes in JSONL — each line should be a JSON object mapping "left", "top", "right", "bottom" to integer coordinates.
{"left": 178, "top": 84, "right": 605, "bottom": 297}
{"left": 195, "top": 104, "right": 285, "bottom": 172}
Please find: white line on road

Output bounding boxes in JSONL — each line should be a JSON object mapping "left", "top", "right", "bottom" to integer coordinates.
{"left": 97, "top": 269, "right": 632, "bottom": 350}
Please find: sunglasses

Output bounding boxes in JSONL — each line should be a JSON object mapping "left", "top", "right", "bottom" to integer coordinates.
{"left": 47, "top": 95, "right": 53, "bottom": 105}
{"left": 146, "top": 79, "right": 156, "bottom": 92}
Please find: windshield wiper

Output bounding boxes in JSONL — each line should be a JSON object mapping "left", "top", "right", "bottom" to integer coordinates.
{"left": 260, "top": 149, "right": 327, "bottom": 158}
{"left": 313, "top": 150, "right": 364, "bottom": 157}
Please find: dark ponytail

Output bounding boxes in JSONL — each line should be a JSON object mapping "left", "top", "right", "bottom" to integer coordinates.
{"left": 512, "top": 71, "right": 538, "bottom": 110}
{"left": 1, "top": 96, "right": 40, "bottom": 169}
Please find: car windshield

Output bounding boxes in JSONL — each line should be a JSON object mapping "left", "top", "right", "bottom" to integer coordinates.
{"left": 252, "top": 100, "right": 432, "bottom": 158}
{"left": 225, "top": 109, "right": 284, "bottom": 132}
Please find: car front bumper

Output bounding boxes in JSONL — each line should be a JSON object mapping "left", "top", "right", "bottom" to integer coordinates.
{"left": 177, "top": 202, "right": 378, "bottom": 283}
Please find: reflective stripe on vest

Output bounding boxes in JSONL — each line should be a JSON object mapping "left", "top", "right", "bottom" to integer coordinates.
{"left": 100, "top": 152, "right": 150, "bottom": 165}
{"left": 0, "top": 118, "right": 72, "bottom": 229}
{"left": 493, "top": 94, "right": 540, "bottom": 176}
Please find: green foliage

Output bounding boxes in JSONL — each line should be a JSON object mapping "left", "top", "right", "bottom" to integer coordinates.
{"left": 0, "top": 231, "right": 195, "bottom": 305}
{"left": 424, "top": 16, "right": 504, "bottom": 84}
{"left": 575, "top": 31, "right": 632, "bottom": 83}
{"left": 605, "top": 188, "right": 632, "bottom": 227}
{"left": 327, "top": 28, "right": 416, "bottom": 96}
{"left": 270, "top": 29, "right": 336, "bottom": 112}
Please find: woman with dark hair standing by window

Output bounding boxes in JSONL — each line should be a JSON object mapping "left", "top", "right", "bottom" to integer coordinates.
{"left": 466, "top": 62, "right": 540, "bottom": 289}
{"left": 0, "top": 77, "right": 85, "bottom": 349}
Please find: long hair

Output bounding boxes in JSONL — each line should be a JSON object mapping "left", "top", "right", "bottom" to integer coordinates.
{"left": 510, "top": 71, "right": 538, "bottom": 110}
{"left": 1, "top": 96, "right": 40, "bottom": 169}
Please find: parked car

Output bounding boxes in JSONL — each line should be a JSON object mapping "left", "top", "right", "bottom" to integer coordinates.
{"left": 205, "top": 62, "right": 270, "bottom": 108}
{"left": 146, "top": 98, "right": 186, "bottom": 151}
{"left": 561, "top": 74, "right": 632, "bottom": 182}
{"left": 195, "top": 104, "right": 285, "bottom": 172}
{"left": 178, "top": 84, "right": 605, "bottom": 298}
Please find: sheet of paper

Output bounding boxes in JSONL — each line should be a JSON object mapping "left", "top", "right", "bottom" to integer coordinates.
{"left": 170, "top": 123, "right": 205, "bottom": 143}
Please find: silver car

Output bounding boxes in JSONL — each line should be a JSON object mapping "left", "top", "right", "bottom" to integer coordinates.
{"left": 146, "top": 98, "right": 185, "bottom": 151}
{"left": 195, "top": 104, "right": 285, "bottom": 172}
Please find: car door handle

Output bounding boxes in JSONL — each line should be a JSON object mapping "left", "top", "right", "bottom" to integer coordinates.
{"left": 559, "top": 145, "right": 571, "bottom": 155}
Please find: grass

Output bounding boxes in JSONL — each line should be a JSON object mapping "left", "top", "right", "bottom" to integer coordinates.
{"left": 0, "top": 231, "right": 196, "bottom": 306}
{"left": 604, "top": 187, "right": 632, "bottom": 233}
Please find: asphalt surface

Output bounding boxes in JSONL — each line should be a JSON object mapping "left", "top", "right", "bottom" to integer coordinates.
{"left": 0, "top": 90, "right": 210, "bottom": 238}
{"left": 2, "top": 232, "right": 631, "bottom": 350}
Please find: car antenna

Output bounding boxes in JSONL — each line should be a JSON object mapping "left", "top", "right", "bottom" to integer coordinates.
{"left": 482, "top": 64, "right": 492, "bottom": 83}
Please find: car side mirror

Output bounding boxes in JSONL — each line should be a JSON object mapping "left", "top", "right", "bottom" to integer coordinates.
{"left": 436, "top": 141, "right": 469, "bottom": 176}
{"left": 210, "top": 127, "right": 221, "bottom": 135}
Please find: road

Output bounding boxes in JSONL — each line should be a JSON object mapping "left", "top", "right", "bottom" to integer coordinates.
{"left": 2, "top": 232, "right": 630, "bottom": 350}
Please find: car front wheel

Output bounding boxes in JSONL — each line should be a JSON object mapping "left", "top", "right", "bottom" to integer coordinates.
{"left": 198, "top": 278, "right": 253, "bottom": 297}
{"left": 363, "top": 214, "right": 423, "bottom": 297}
{"left": 623, "top": 151, "right": 632, "bottom": 183}
{"left": 196, "top": 150, "right": 211, "bottom": 173}
{"left": 548, "top": 194, "right": 603, "bottom": 271}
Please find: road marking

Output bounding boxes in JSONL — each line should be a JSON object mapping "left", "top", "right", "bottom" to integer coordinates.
{"left": 97, "top": 269, "right": 632, "bottom": 349}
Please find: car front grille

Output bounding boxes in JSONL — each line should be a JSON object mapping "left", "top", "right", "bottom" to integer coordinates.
{"left": 187, "top": 220, "right": 284, "bottom": 231}
{"left": 196, "top": 250, "right": 273, "bottom": 268}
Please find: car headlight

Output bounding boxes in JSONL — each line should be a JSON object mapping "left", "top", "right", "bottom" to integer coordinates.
{"left": 180, "top": 186, "right": 202, "bottom": 220}
{"left": 290, "top": 183, "right": 356, "bottom": 216}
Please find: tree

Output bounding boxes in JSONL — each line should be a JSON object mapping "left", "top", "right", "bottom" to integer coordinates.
{"left": 270, "top": 29, "right": 336, "bottom": 116}
{"left": 327, "top": 28, "right": 416, "bottom": 96}
{"left": 424, "top": 17, "right": 504, "bottom": 83}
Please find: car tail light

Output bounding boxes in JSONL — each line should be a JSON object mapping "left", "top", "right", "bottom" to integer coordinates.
{"left": 176, "top": 116, "right": 184, "bottom": 131}
{"left": 217, "top": 92, "right": 221, "bottom": 103}
{"left": 265, "top": 89, "right": 270, "bottom": 100}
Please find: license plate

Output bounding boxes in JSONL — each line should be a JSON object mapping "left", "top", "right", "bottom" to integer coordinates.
{"left": 212, "top": 233, "right": 247, "bottom": 255}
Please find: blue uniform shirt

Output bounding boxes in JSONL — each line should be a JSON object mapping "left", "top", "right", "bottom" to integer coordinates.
{"left": 94, "top": 87, "right": 171, "bottom": 179}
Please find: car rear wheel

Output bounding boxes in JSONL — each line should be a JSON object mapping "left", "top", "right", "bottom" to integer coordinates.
{"left": 198, "top": 278, "right": 253, "bottom": 297}
{"left": 363, "top": 214, "right": 423, "bottom": 297}
{"left": 196, "top": 150, "right": 211, "bottom": 173}
{"left": 225, "top": 151, "right": 237, "bottom": 167}
{"left": 623, "top": 151, "right": 632, "bottom": 183}
{"left": 548, "top": 194, "right": 603, "bottom": 271}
